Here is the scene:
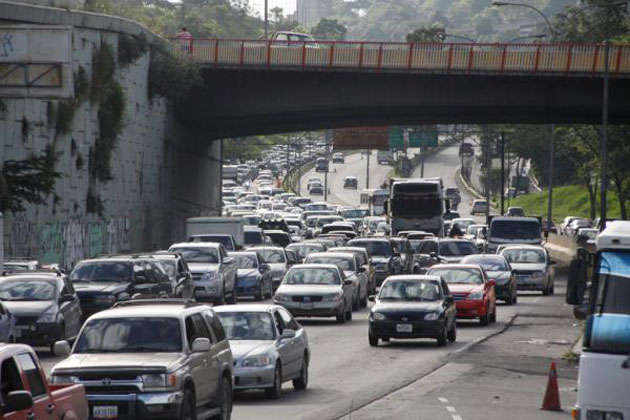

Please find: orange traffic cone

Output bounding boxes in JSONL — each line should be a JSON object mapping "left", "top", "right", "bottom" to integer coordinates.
{"left": 541, "top": 361, "right": 562, "bottom": 411}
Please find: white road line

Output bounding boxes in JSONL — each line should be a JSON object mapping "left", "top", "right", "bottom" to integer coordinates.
{"left": 446, "top": 406, "right": 456, "bottom": 413}
{"left": 452, "top": 415, "right": 463, "bottom": 420}
{"left": 438, "top": 397, "right": 449, "bottom": 404}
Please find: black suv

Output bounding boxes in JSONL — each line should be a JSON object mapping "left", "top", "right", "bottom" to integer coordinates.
{"left": 69, "top": 255, "right": 175, "bottom": 318}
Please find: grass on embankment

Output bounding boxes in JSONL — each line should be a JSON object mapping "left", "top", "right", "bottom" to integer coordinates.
{"left": 506, "top": 185, "right": 622, "bottom": 223}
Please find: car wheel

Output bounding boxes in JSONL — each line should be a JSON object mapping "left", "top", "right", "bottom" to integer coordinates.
{"left": 447, "top": 321, "right": 457, "bottom": 342}
{"left": 479, "top": 307, "right": 490, "bottom": 326}
{"left": 180, "top": 387, "right": 196, "bottom": 420}
{"left": 542, "top": 284, "right": 550, "bottom": 296}
{"left": 336, "top": 311, "right": 346, "bottom": 324}
{"left": 549, "top": 282, "right": 555, "bottom": 295}
{"left": 513, "top": 293, "right": 518, "bottom": 304}
{"left": 255, "top": 284, "right": 263, "bottom": 301}
{"left": 345, "top": 305, "right": 352, "bottom": 321}
{"left": 437, "top": 326, "right": 448, "bottom": 347}
{"left": 490, "top": 306, "right": 497, "bottom": 323}
{"left": 368, "top": 332, "right": 379, "bottom": 347}
{"left": 360, "top": 292, "right": 368, "bottom": 308}
{"left": 265, "top": 364, "right": 282, "bottom": 400}
{"left": 228, "top": 285, "right": 238, "bottom": 304}
{"left": 293, "top": 355, "right": 309, "bottom": 390}
{"left": 218, "top": 376, "right": 232, "bottom": 420}
{"left": 352, "top": 290, "right": 360, "bottom": 311}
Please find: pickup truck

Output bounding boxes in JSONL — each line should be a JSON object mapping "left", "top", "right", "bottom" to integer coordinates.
{"left": 0, "top": 343, "right": 88, "bottom": 420}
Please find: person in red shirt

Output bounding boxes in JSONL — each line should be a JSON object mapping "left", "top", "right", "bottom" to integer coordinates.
{"left": 176, "top": 27, "right": 193, "bottom": 54}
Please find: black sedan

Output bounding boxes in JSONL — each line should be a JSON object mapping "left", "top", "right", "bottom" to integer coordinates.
{"left": 368, "top": 275, "right": 457, "bottom": 347}
{"left": 461, "top": 254, "right": 517, "bottom": 305}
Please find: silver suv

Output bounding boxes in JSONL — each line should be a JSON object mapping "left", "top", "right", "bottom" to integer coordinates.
{"left": 51, "top": 299, "right": 234, "bottom": 420}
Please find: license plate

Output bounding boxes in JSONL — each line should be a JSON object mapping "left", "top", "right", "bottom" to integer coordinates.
{"left": 397, "top": 324, "right": 412, "bottom": 333}
{"left": 93, "top": 406, "right": 118, "bottom": 419}
{"left": 301, "top": 303, "right": 314, "bottom": 310}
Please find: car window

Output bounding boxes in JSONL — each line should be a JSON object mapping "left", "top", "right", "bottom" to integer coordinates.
{"left": 0, "top": 279, "right": 57, "bottom": 301}
{"left": 204, "top": 311, "right": 226, "bottom": 342}
{"left": 15, "top": 353, "right": 46, "bottom": 398}
{"left": 273, "top": 311, "right": 286, "bottom": 334}
{"left": 419, "top": 241, "right": 438, "bottom": 254}
{"left": 0, "top": 357, "right": 24, "bottom": 404}
{"left": 216, "top": 312, "right": 275, "bottom": 340}
{"left": 192, "top": 314, "right": 211, "bottom": 343}
{"left": 185, "top": 316, "right": 198, "bottom": 348}
{"left": 502, "top": 248, "right": 546, "bottom": 263}
{"left": 278, "top": 308, "right": 299, "bottom": 330}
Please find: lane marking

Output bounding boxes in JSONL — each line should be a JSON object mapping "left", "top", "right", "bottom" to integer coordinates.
{"left": 446, "top": 406, "right": 456, "bottom": 413}
{"left": 438, "top": 397, "right": 449, "bottom": 404}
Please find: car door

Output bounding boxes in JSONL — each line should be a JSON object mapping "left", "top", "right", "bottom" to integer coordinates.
{"left": 150, "top": 261, "right": 174, "bottom": 296}
{"left": 277, "top": 308, "right": 304, "bottom": 377}
{"left": 14, "top": 352, "right": 54, "bottom": 420}
{"left": 59, "top": 278, "right": 81, "bottom": 338}
{"left": 272, "top": 311, "right": 296, "bottom": 378}
{"left": 339, "top": 270, "right": 353, "bottom": 309}
{"left": 185, "top": 315, "right": 214, "bottom": 407}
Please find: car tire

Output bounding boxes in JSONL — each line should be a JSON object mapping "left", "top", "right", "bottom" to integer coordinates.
{"left": 549, "top": 283, "right": 555, "bottom": 295}
{"left": 490, "top": 306, "right": 497, "bottom": 323}
{"left": 368, "top": 332, "right": 379, "bottom": 347}
{"left": 360, "top": 292, "right": 368, "bottom": 308}
{"left": 228, "top": 285, "right": 238, "bottom": 304}
{"left": 293, "top": 355, "right": 309, "bottom": 391}
{"left": 180, "top": 387, "right": 196, "bottom": 420}
{"left": 479, "top": 307, "right": 490, "bottom": 326}
{"left": 447, "top": 321, "right": 457, "bottom": 342}
{"left": 265, "top": 364, "right": 282, "bottom": 400}
{"left": 352, "top": 291, "right": 359, "bottom": 311}
{"left": 336, "top": 311, "right": 346, "bottom": 324}
{"left": 218, "top": 376, "right": 232, "bottom": 420}
{"left": 345, "top": 305, "right": 352, "bottom": 321}
{"left": 255, "top": 284, "right": 263, "bottom": 301}
{"left": 542, "top": 284, "right": 550, "bottom": 296}
{"left": 437, "top": 326, "right": 448, "bottom": 347}
{"left": 513, "top": 293, "right": 518, "bottom": 304}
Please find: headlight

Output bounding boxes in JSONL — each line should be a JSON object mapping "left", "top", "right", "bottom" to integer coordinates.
{"left": 37, "top": 312, "right": 57, "bottom": 322}
{"left": 274, "top": 293, "right": 290, "bottom": 302}
{"left": 424, "top": 312, "right": 440, "bottom": 321}
{"left": 468, "top": 291, "right": 483, "bottom": 300}
{"left": 142, "top": 374, "right": 176, "bottom": 389}
{"left": 240, "top": 355, "right": 272, "bottom": 367}
{"left": 531, "top": 271, "right": 545, "bottom": 279}
{"left": 371, "top": 312, "right": 386, "bottom": 321}
{"left": 202, "top": 271, "right": 218, "bottom": 281}
{"left": 322, "top": 292, "right": 343, "bottom": 301}
{"left": 94, "top": 295, "right": 116, "bottom": 305}
{"left": 50, "top": 375, "right": 77, "bottom": 384}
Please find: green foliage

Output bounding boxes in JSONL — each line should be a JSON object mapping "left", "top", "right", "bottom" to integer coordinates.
{"left": 55, "top": 100, "right": 76, "bottom": 135}
{"left": 312, "top": 18, "right": 347, "bottom": 40}
{"left": 86, "top": 186, "right": 104, "bottom": 216}
{"left": 21, "top": 117, "right": 31, "bottom": 142}
{"left": 74, "top": 66, "right": 90, "bottom": 101}
{"left": 92, "top": 81, "right": 126, "bottom": 181}
{"left": 0, "top": 146, "right": 62, "bottom": 212}
{"left": 118, "top": 33, "right": 148, "bottom": 67}
{"left": 91, "top": 43, "right": 116, "bottom": 104}
{"left": 406, "top": 23, "right": 445, "bottom": 42}
{"left": 148, "top": 48, "right": 202, "bottom": 103}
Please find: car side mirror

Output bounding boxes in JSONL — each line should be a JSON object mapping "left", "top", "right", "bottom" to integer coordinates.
{"left": 488, "top": 280, "right": 496, "bottom": 288}
{"left": 343, "top": 280, "right": 353, "bottom": 286}
{"left": 280, "top": 329, "right": 296, "bottom": 340}
{"left": 358, "top": 267, "right": 366, "bottom": 273}
{"left": 53, "top": 340, "right": 71, "bottom": 357}
{"left": 392, "top": 252, "right": 401, "bottom": 258}
{"left": 429, "top": 252, "right": 438, "bottom": 258}
{"left": 191, "top": 337, "right": 211, "bottom": 353}
{"left": 445, "top": 296, "right": 454, "bottom": 304}
{"left": 368, "top": 295, "right": 376, "bottom": 302}
{"left": 236, "top": 245, "right": 244, "bottom": 251}
{"left": 622, "top": 353, "right": 630, "bottom": 369}
{"left": 259, "top": 263, "right": 270, "bottom": 272}
{"left": 134, "top": 275, "right": 147, "bottom": 284}
{"left": 4, "top": 391, "right": 33, "bottom": 413}
{"left": 222, "top": 257, "right": 234, "bottom": 265}
{"left": 59, "top": 294, "right": 74, "bottom": 303}
{"left": 549, "top": 259, "right": 556, "bottom": 265}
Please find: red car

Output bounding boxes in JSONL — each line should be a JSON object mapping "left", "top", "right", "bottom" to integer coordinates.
{"left": 427, "top": 264, "right": 497, "bottom": 326}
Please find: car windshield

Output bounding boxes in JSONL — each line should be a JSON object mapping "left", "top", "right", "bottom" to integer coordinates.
{"left": 234, "top": 254, "right": 258, "bottom": 269}
{"left": 306, "top": 256, "right": 355, "bottom": 271}
{"left": 244, "top": 231, "right": 263, "bottom": 245}
{"left": 502, "top": 249, "right": 546, "bottom": 263}
{"left": 439, "top": 241, "right": 476, "bottom": 256}
{"left": 379, "top": 280, "right": 440, "bottom": 301}
{"left": 74, "top": 317, "right": 182, "bottom": 353}
{"left": 170, "top": 247, "right": 219, "bottom": 263}
{"left": 462, "top": 256, "right": 508, "bottom": 271}
{"left": 0, "top": 279, "right": 57, "bottom": 301}
{"left": 490, "top": 220, "right": 541, "bottom": 240}
{"left": 216, "top": 312, "right": 275, "bottom": 341}
{"left": 191, "top": 235, "right": 232, "bottom": 249}
{"left": 429, "top": 268, "right": 484, "bottom": 285}
{"left": 368, "top": 219, "right": 386, "bottom": 230}
{"left": 243, "top": 216, "right": 261, "bottom": 225}
{"left": 284, "top": 268, "right": 340, "bottom": 285}
{"left": 70, "top": 262, "right": 131, "bottom": 282}
{"left": 287, "top": 245, "right": 322, "bottom": 259}
{"left": 342, "top": 209, "right": 369, "bottom": 219}
{"left": 349, "top": 240, "right": 392, "bottom": 257}
{"left": 259, "top": 249, "right": 286, "bottom": 263}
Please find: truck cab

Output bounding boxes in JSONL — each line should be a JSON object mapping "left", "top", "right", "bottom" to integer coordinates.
{"left": 567, "top": 221, "right": 630, "bottom": 420}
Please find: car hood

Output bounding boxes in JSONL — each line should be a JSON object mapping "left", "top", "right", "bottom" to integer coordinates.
{"left": 73, "top": 282, "right": 130, "bottom": 294}
{"left": 53, "top": 352, "right": 186, "bottom": 374}
{"left": 373, "top": 301, "right": 442, "bottom": 314}
{"left": 276, "top": 284, "right": 342, "bottom": 295}
{"left": 187, "top": 263, "right": 219, "bottom": 273}
{"left": 509, "top": 263, "right": 547, "bottom": 272}
{"left": 229, "top": 340, "right": 273, "bottom": 361}
{"left": 447, "top": 284, "right": 483, "bottom": 294}
{"left": 3, "top": 301, "right": 56, "bottom": 316}
{"left": 237, "top": 269, "right": 261, "bottom": 278}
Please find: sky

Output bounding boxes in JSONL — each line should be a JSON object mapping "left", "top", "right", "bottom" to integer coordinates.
{"left": 247, "top": 0, "right": 297, "bottom": 18}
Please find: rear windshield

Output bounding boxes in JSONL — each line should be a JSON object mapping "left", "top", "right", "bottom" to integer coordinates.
{"left": 348, "top": 240, "right": 392, "bottom": 257}
{"left": 439, "top": 241, "right": 476, "bottom": 256}
{"left": 428, "top": 268, "right": 483, "bottom": 285}
{"left": 71, "top": 262, "right": 131, "bottom": 283}
{"left": 490, "top": 220, "right": 541, "bottom": 240}
{"left": 169, "top": 247, "right": 219, "bottom": 263}
{"left": 244, "top": 231, "right": 263, "bottom": 245}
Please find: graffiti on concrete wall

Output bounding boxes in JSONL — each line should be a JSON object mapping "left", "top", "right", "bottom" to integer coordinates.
{"left": 7, "top": 217, "right": 131, "bottom": 269}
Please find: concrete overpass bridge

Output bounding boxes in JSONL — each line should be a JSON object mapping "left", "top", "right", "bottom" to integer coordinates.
{"left": 177, "top": 39, "right": 630, "bottom": 138}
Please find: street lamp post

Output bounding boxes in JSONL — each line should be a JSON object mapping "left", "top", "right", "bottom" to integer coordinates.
{"left": 438, "top": 33, "right": 478, "bottom": 43}
{"left": 507, "top": 34, "right": 547, "bottom": 43}
{"left": 264, "top": 0, "right": 269, "bottom": 39}
{"left": 492, "top": 1, "right": 555, "bottom": 37}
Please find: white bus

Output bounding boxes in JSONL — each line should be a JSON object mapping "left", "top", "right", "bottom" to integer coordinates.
{"left": 360, "top": 189, "right": 389, "bottom": 216}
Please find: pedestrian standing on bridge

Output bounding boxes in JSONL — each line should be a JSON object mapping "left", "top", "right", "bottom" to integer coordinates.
{"left": 176, "top": 27, "right": 193, "bottom": 54}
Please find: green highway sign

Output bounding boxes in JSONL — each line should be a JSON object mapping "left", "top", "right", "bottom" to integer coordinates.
{"left": 389, "top": 126, "right": 438, "bottom": 150}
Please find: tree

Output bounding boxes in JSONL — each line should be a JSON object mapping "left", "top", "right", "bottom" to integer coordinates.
{"left": 312, "top": 18, "right": 347, "bottom": 40}
{"left": 406, "top": 23, "right": 445, "bottom": 43}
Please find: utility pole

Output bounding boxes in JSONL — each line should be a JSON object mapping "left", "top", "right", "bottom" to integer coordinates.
{"left": 297, "top": 141, "right": 301, "bottom": 196}
{"left": 366, "top": 150, "right": 370, "bottom": 189}
{"left": 264, "top": 0, "right": 269, "bottom": 39}
{"left": 600, "top": 10, "right": 611, "bottom": 231}
{"left": 324, "top": 139, "right": 330, "bottom": 201}
{"left": 500, "top": 131, "right": 505, "bottom": 215}
{"left": 485, "top": 136, "right": 492, "bottom": 226}
{"left": 286, "top": 133, "right": 290, "bottom": 177}
{"left": 420, "top": 147, "right": 426, "bottom": 178}
{"left": 547, "top": 124, "right": 555, "bottom": 238}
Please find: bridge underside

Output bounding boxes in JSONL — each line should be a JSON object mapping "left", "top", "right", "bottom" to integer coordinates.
{"left": 179, "top": 68, "right": 630, "bottom": 138}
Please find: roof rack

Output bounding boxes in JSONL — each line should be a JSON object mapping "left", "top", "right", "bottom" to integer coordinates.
{"left": 96, "top": 253, "right": 155, "bottom": 259}
{"left": 113, "top": 298, "right": 202, "bottom": 308}
{"left": 2, "top": 269, "right": 64, "bottom": 277}
{"left": 5, "top": 257, "right": 37, "bottom": 261}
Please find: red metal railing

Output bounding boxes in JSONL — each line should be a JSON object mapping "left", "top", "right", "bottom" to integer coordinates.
{"left": 171, "top": 39, "right": 630, "bottom": 75}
